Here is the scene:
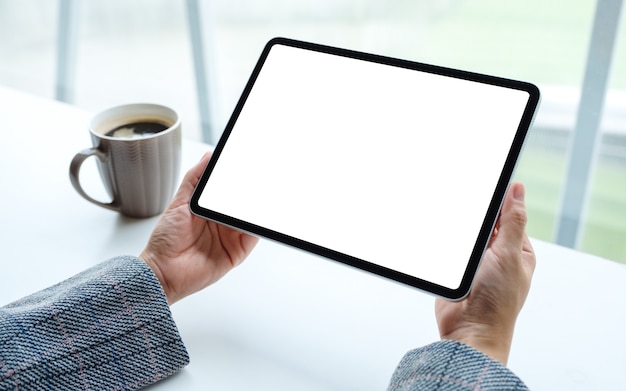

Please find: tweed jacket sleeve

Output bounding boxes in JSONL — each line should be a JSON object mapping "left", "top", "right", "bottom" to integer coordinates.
{"left": 387, "top": 340, "right": 529, "bottom": 390}
{"left": 0, "top": 256, "right": 189, "bottom": 391}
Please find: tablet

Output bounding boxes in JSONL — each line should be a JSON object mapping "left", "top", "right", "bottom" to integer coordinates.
{"left": 190, "top": 37, "right": 540, "bottom": 300}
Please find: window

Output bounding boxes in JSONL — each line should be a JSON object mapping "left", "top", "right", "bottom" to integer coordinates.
{"left": 0, "top": 0, "right": 624, "bottom": 263}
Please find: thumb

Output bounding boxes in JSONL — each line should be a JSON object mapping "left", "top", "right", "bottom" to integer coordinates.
{"left": 493, "top": 182, "right": 528, "bottom": 252}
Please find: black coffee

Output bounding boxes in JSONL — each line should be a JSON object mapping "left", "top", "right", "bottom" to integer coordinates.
{"left": 105, "top": 121, "right": 169, "bottom": 139}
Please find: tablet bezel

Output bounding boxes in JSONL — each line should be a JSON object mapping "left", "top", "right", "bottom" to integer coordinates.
{"left": 190, "top": 37, "right": 540, "bottom": 300}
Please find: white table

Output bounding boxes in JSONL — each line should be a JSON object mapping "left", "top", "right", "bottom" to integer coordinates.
{"left": 1, "top": 85, "right": 625, "bottom": 390}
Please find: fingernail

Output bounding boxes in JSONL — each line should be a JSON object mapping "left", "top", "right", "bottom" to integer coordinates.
{"left": 513, "top": 184, "right": 525, "bottom": 202}
{"left": 200, "top": 151, "right": 212, "bottom": 161}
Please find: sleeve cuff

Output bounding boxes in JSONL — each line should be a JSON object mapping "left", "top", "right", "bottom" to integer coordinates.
{"left": 387, "top": 340, "right": 528, "bottom": 390}
{"left": 1, "top": 256, "right": 189, "bottom": 390}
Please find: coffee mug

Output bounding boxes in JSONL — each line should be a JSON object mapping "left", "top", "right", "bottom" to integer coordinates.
{"left": 70, "top": 103, "right": 182, "bottom": 218}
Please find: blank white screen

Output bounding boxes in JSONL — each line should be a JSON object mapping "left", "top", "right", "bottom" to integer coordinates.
{"left": 197, "top": 43, "right": 530, "bottom": 290}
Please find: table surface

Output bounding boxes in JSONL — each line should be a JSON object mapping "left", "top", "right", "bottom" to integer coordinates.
{"left": 1, "top": 85, "right": 626, "bottom": 390}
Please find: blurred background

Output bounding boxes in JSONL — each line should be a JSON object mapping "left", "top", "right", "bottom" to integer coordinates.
{"left": 0, "top": 0, "right": 624, "bottom": 264}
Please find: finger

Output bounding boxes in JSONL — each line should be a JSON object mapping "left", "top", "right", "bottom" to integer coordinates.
{"left": 166, "top": 151, "right": 214, "bottom": 207}
{"left": 493, "top": 182, "right": 527, "bottom": 251}
{"left": 188, "top": 151, "right": 213, "bottom": 184}
{"left": 521, "top": 231, "right": 537, "bottom": 273}
{"left": 178, "top": 151, "right": 213, "bottom": 192}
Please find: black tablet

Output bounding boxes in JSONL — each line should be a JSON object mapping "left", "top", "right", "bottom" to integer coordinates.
{"left": 190, "top": 37, "right": 540, "bottom": 300}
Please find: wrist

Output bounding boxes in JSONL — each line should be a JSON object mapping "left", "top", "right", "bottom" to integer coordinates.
{"left": 139, "top": 250, "right": 173, "bottom": 305}
{"left": 441, "top": 323, "right": 514, "bottom": 365}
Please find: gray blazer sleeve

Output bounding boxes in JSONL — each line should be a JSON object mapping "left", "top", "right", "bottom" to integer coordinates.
{"left": 387, "top": 340, "right": 529, "bottom": 390}
{"left": 0, "top": 256, "right": 189, "bottom": 391}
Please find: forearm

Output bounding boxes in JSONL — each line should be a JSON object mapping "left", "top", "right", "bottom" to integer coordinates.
{"left": 0, "top": 256, "right": 188, "bottom": 391}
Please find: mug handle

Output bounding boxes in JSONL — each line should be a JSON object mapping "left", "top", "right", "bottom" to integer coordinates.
{"left": 69, "top": 148, "right": 121, "bottom": 212}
